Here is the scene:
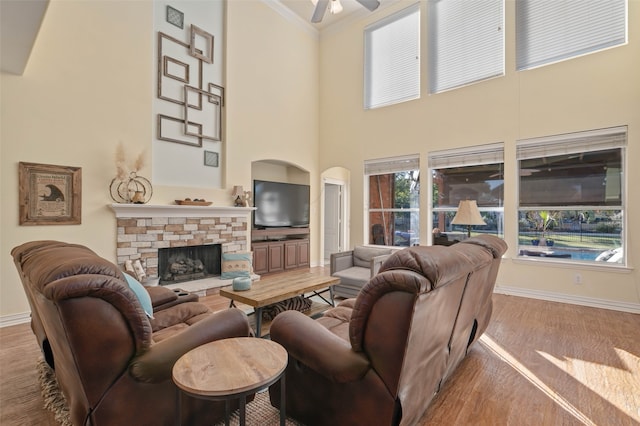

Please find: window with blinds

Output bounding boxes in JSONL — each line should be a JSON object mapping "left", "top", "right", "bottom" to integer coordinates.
{"left": 364, "top": 4, "right": 420, "bottom": 109}
{"left": 365, "top": 155, "right": 420, "bottom": 246}
{"left": 516, "top": 0, "right": 627, "bottom": 70}
{"left": 516, "top": 127, "right": 626, "bottom": 265}
{"left": 427, "top": 0, "right": 504, "bottom": 94}
{"left": 429, "top": 143, "right": 504, "bottom": 208}
{"left": 429, "top": 143, "right": 505, "bottom": 240}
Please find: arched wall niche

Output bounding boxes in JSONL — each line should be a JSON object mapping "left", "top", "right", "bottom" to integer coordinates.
{"left": 251, "top": 159, "right": 310, "bottom": 185}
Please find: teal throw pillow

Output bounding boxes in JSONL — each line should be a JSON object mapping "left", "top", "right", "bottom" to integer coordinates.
{"left": 221, "top": 252, "right": 253, "bottom": 279}
{"left": 123, "top": 273, "right": 154, "bottom": 319}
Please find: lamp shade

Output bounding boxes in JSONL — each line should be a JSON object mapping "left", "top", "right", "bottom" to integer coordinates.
{"left": 232, "top": 186, "right": 244, "bottom": 197}
{"left": 451, "top": 200, "right": 486, "bottom": 226}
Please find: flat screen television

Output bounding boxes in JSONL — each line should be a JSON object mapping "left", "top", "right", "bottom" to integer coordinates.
{"left": 253, "top": 180, "right": 310, "bottom": 228}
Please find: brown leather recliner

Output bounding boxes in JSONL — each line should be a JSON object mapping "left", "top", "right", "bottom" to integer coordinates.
{"left": 268, "top": 235, "right": 507, "bottom": 426}
{"left": 12, "top": 240, "right": 252, "bottom": 426}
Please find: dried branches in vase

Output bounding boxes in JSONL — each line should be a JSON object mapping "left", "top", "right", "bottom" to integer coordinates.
{"left": 109, "top": 143, "right": 153, "bottom": 204}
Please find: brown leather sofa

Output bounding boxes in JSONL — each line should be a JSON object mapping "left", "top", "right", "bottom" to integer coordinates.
{"left": 268, "top": 235, "right": 507, "bottom": 426}
{"left": 12, "top": 240, "right": 252, "bottom": 426}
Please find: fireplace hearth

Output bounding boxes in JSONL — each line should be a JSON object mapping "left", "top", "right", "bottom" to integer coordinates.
{"left": 158, "top": 244, "right": 221, "bottom": 285}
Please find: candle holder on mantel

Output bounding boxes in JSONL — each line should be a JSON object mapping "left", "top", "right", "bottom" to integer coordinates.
{"left": 110, "top": 172, "right": 153, "bottom": 204}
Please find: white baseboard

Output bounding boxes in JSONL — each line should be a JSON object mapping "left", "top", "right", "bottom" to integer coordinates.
{"left": 0, "top": 312, "right": 31, "bottom": 328}
{"left": 494, "top": 285, "right": 640, "bottom": 314}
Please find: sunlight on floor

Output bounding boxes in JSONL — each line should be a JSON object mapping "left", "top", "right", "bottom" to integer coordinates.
{"left": 479, "top": 335, "right": 597, "bottom": 426}
{"left": 537, "top": 347, "right": 640, "bottom": 422}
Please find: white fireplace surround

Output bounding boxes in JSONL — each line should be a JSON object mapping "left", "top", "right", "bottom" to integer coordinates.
{"left": 110, "top": 204, "right": 257, "bottom": 295}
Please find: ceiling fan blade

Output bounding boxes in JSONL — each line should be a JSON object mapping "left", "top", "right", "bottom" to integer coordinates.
{"left": 311, "top": 0, "right": 329, "bottom": 23}
{"left": 355, "top": 0, "right": 380, "bottom": 12}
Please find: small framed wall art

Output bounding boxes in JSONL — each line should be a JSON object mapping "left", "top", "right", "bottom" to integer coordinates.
{"left": 166, "top": 5, "right": 184, "bottom": 29}
{"left": 19, "top": 162, "right": 82, "bottom": 225}
{"left": 204, "top": 151, "right": 219, "bottom": 167}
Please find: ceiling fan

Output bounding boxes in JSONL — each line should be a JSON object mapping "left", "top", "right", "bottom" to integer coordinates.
{"left": 311, "top": 0, "right": 380, "bottom": 24}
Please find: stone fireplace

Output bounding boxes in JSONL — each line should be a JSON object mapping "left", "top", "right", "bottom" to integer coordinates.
{"left": 110, "top": 204, "right": 254, "bottom": 293}
{"left": 158, "top": 244, "right": 221, "bottom": 284}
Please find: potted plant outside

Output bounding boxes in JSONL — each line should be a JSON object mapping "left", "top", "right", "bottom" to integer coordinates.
{"left": 538, "top": 211, "right": 557, "bottom": 246}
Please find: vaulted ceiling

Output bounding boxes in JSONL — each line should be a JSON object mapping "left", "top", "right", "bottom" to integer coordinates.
{"left": 0, "top": 0, "right": 49, "bottom": 75}
{"left": 0, "top": 0, "right": 390, "bottom": 76}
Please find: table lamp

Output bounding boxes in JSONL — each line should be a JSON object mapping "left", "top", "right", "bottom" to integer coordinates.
{"left": 451, "top": 200, "right": 486, "bottom": 238}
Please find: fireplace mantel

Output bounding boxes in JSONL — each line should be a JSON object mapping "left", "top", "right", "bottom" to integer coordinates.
{"left": 109, "top": 203, "right": 255, "bottom": 218}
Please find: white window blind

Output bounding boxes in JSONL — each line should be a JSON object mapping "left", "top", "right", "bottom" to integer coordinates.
{"left": 365, "top": 154, "right": 420, "bottom": 175}
{"left": 516, "top": 0, "right": 627, "bottom": 70}
{"left": 517, "top": 126, "right": 627, "bottom": 160}
{"left": 364, "top": 4, "right": 420, "bottom": 109}
{"left": 429, "top": 143, "right": 504, "bottom": 169}
{"left": 428, "top": 0, "right": 504, "bottom": 94}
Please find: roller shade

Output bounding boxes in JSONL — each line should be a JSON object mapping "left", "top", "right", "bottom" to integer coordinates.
{"left": 517, "top": 126, "right": 627, "bottom": 160}
{"left": 429, "top": 143, "right": 504, "bottom": 169}
{"left": 428, "top": 0, "right": 504, "bottom": 93}
{"left": 364, "top": 3, "right": 421, "bottom": 109}
{"left": 365, "top": 154, "right": 420, "bottom": 175}
{"left": 516, "top": 0, "right": 627, "bottom": 70}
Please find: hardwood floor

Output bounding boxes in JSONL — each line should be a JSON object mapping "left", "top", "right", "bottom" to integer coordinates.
{"left": 1, "top": 269, "right": 639, "bottom": 425}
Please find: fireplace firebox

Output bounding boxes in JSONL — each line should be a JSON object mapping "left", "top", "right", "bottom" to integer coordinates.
{"left": 158, "top": 244, "right": 221, "bottom": 284}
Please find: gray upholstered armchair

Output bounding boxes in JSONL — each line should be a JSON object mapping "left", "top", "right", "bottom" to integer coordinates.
{"left": 330, "top": 245, "right": 397, "bottom": 298}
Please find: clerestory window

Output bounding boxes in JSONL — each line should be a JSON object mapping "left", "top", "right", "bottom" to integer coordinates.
{"left": 428, "top": 0, "right": 504, "bottom": 93}
{"left": 516, "top": 0, "right": 627, "bottom": 70}
{"left": 364, "top": 4, "right": 421, "bottom": 109}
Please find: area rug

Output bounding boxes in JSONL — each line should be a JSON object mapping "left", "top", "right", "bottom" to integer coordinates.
{"left": 37, "top": 358, "right": 71, "bottom": 426}
{"left": 37, "top": 358, "right": 303, "bottom": 425}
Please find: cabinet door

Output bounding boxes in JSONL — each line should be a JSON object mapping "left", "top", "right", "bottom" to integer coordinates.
{"left": 284, "top": 241, "right": 299, "bottom": 270}
{"left": 268, "top": 243, "right": 284, "bottom": 273}
{"left": 252, "top": 243, "right": 269, "bottom": 275}
{"left": 297, "top": 239, "right": 310, "bottom": 267}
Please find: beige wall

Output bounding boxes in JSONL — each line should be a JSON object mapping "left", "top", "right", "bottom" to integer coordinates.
{"left": 0, "top": 0, "right": 319, "bottom": 318}
{"left": 318, "top": 0, "right": 640, "bottom": 306}
{"left": 225, "top": 0, "right": 320, "bottom": 261}
{"left": 1, "top": 0, "right": 153, "bottom": 317}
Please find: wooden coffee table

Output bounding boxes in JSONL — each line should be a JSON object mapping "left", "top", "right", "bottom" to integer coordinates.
{"left": 220, "top": 270, "right": 340, "bottom": 337}
{"left": 172, "top": 337, "right": 288, "bottom": 426}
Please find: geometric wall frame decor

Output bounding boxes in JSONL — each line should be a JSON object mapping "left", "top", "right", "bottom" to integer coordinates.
{"left": 190, "top": 25, "right": 214, "bottom": 64}
{"left": 156, "top": 28, "right": 224, "bottom": 147}
{"left": 157, "top": 114, "right": 203, "bottom": 147}
{"left": 184, "top": 85, "right": 222, "bottom": 141}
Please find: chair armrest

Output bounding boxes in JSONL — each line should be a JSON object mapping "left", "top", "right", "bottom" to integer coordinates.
{"left": 146, "top": 286, "right": 178, "bottom": 309}
{"left": 129, "top": 308, "right": 251, "bottom": 383}
{"left": 370, "top": 254, "right": 391, "bottom": 277}
{"left": 330, "top": 251, "right": 354, "bottom": 274}
{"left": 270, "top": 310, "right": 370, "bottom": 383}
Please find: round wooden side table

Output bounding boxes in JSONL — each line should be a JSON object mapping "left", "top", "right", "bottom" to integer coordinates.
{"left": 172, "top": 337, "right": 288, "bottom": 426}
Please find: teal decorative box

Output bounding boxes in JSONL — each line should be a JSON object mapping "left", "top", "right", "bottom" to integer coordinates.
{"left": 232, "top": 276, "right": 252, "bottom": 291}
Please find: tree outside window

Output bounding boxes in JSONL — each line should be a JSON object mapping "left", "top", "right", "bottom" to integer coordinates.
{"left": 368, "top": 171, "right": 420, "bottom": 247}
